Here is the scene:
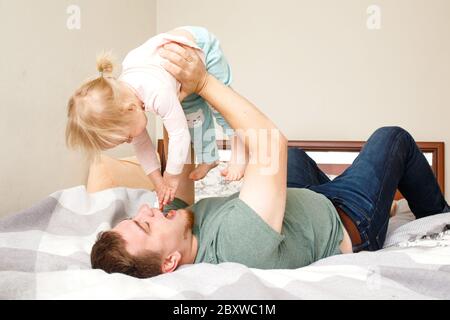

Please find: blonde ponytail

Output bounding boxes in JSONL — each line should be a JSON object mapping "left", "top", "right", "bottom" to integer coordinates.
{"left": 96, "top": 52, "right": 115, "bottom": 76}
{"left": 66, "top": 51, "right": 137, "bottom": 158}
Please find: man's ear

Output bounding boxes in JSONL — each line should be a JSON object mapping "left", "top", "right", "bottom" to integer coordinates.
{"left": 161, "top": 251, "right": 181, "bottom": 274}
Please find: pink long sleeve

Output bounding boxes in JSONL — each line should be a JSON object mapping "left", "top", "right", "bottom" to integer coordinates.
{"left": 154, "top": 90, "right": 191, "bottom": 175}
{"left": 119, "top": 31, "right": 199, "bottom": 176}
{"left": 132, "top": 130, "right": 161, "bottom": 175}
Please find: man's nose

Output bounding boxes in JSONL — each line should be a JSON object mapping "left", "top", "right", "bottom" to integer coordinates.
{"left": 137, "top": 204, "right": 154, "bottom": 217}
{"left": 150, "top": 208, "right": 165, "bottom": 218}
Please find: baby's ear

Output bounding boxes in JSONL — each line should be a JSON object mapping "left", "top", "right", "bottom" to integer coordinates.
{"left": 123, "top": 103, "right": 136, "bottom": 112}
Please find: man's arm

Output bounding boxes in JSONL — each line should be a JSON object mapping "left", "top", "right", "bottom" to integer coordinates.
{"left": 160, "top": 44, "right": 288, "bottom": 233}
{"left": 199, "top": 76, "right": 288, "bottom": 232}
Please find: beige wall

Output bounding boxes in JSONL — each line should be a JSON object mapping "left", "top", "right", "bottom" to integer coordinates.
{"left": 0, "top": 0, "right": 157, "bottom": 217}
{"left": 1, "top": 0, "right": 449, "bottom": 217}
{"left": 157, "top": 0, "right": 450, "bottom": 200}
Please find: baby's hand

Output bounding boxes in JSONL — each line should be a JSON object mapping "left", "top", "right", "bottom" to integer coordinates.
{"left": 147, "top": 170, "right": 172, "bottom": 209}
{"left": 156, "top": 182, "right": 176, "bottom": 210}
{"left": 163, "top": 172, "right": 180, "bottom": 193}
{"left": 155, "top": 172, "right": 181, "bottom": 210}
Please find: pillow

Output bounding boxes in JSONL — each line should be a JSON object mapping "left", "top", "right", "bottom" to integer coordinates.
{"left": 195, "top": 162, "right": 243, "bottom": 201}
{"left": 86, "top": 155, "right": 156, "bottom": 193}
{"left": 386, "top": 199, "right": 415, "bottom": 237}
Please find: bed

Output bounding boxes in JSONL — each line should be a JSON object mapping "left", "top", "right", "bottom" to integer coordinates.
{"left": 0, "top": 140, "right": 449, "bottom": 300}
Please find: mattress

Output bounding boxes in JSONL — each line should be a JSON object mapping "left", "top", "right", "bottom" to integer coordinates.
{"left": 0, "top": 186, "right": 449, "bottom": 300}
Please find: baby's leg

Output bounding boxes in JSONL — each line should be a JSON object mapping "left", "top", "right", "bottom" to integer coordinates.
{"left": 209, "top": 106, "right": 247, "bottom": 181}
{"left": 181, "top": 26, "right": 239, "bottom": 180}
{"left": 182, "top": 97, "right": 220, "bottom": 181}
{"left": 190, "top": 161, "right": 219, "bottom": 181}
{"left": 221, "top": 134, "right": 248, "bottom": 181}
{"left": 189, "top": 120, "right": 220, "bottom": 181}
{"left": 183, "top": 26, "right": 246, "bottom": 181}
{"left": 189, "top": 128, "right": 220, "bottom": 181}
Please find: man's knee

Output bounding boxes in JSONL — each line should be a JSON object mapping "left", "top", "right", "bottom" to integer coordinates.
{"left": 371, "top": 127, "right": 416, "bottom": 152}
{"left": 373, "top": 126, "right": 412, "bottom": 142}
{"left": 374, "top": 126, "right": 408, "bottom": 136}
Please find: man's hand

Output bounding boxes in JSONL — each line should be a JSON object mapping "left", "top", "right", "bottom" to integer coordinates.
{"left": 159, "top": 43, "right": 208, "bottom": 101}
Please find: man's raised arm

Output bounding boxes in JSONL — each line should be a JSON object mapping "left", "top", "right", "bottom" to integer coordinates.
{"left": 160, "top": 44, "right": 288, "bottom": 233}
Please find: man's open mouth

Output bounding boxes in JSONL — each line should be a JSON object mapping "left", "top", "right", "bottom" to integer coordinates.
{"left": 165, "top": 210, "right": 177, "bottom": 220}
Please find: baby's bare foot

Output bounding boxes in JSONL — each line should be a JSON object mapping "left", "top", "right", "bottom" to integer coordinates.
{"left": 189, "top": 162, "right": 219, "bottom": 181}
{"left": 221, "top": 163, "right": 246, "bottom": 181}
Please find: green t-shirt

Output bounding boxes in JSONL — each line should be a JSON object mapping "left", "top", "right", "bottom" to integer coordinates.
{"left": 166, "top": 188, "right": 344, "bottom": 269}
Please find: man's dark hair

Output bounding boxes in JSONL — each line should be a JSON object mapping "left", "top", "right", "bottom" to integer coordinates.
{"left": 91, "top": 231, "right": 162, "bottom": 279}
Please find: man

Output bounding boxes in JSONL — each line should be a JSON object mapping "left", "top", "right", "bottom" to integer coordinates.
{"left": 91, "top": 43, "right": 449, "bottom": 279}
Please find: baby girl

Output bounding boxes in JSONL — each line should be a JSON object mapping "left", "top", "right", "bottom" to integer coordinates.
{"left": 66, "top": 26, "right": 246, "bottom": 207}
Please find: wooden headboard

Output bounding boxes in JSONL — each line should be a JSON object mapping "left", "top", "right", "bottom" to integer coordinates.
{"left": 286, "top": 141, "right": 445, "bottom": 200}
{"left": 157, "top": 139, "right": 445, "bottom": 199}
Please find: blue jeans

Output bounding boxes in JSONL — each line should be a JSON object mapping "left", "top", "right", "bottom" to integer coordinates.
{"left": 287, "top": 127, "right": 449, "bottom": 252}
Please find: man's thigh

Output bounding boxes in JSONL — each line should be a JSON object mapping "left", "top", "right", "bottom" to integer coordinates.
{"left": 287, "top": 148, "right": 330, "bottom": 188}
{"left": 310, "top": 127, "right": 412, "bottom": 250}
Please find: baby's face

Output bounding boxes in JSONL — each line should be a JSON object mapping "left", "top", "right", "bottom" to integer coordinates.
{"left": 112, "top": 108, "right": 147, "bottom": 146}
{"left": 117, "top": 81, "right": 147, "bottom": 144}
{"left": 128, "top": 107, "right": 148, "bottom": 141}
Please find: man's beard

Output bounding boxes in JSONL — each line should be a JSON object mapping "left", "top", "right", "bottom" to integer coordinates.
{"left": 183, "top": 209, "right": 195, "bottom": 239}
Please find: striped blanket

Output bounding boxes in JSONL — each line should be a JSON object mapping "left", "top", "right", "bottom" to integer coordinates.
{"left": 1, "top": 186, "right": 449, "bottom": 299}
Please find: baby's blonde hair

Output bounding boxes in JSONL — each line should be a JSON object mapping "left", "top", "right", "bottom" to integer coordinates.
{"left": 66, "top": 52, "right": 135, "bottom": 159}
